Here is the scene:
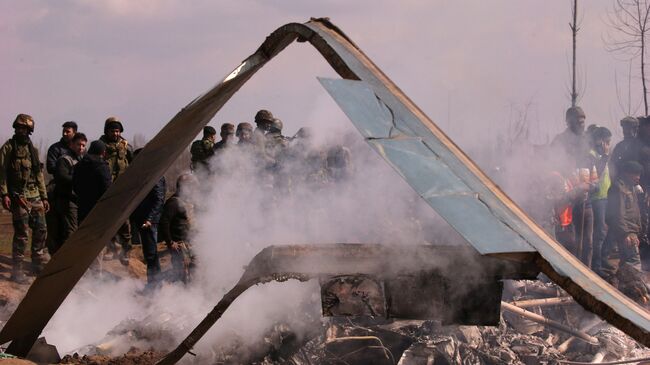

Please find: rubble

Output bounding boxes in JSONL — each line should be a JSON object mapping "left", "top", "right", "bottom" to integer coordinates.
{"left": 49, "top": 278, "right": 644, "bottom": 365}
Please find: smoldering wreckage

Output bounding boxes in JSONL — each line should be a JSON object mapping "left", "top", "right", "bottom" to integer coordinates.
{"left": 2, "top": 17, "right": 650, "bottom": 365}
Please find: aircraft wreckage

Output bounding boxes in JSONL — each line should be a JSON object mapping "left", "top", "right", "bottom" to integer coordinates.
{"left": 0, "top": 17, "right": 649, "bottom": 364}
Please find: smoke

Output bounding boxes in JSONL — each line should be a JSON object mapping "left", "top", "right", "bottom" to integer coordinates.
{"left": 40, "top": 108, "right": 460, "bottom": 361}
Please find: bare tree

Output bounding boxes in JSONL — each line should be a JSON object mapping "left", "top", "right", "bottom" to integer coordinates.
{"left": 571, "top": 0, "right": 580, "bottom": 107}
{"left": 605, "top": 0, "right": 650, "bottom": 115}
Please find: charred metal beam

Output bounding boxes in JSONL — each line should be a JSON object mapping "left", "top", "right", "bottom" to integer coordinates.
{"left": 501, "top": 301, "right": 598, "bottom": 344}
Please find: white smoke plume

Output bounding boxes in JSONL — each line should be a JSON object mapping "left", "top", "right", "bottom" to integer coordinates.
{"left": 40, "top": 107, "right": 458, "bottom": 361}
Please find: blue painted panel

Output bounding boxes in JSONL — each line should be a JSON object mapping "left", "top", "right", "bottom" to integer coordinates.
{"left": 318, "top": 78, "right": 395, "bottom": 138}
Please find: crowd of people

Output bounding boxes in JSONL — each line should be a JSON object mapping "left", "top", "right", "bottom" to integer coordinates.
{"left": 0, "top": 110, "right": 352, "bottom": 289}
{"left": 5, "top": 105, "right": 647, "bottom": 303}
{"left": 540, "top": 106, "right": 650, "bottom": 305}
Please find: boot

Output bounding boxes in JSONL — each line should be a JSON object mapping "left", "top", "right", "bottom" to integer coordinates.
{"left": 10, "top": 262, "right": 29, "bottom": 284}
{"left": 119, "top": 249, "right": 130, "bottom": 266}
{"left": 30, "top": 262, "right": 44, "bottom": 276}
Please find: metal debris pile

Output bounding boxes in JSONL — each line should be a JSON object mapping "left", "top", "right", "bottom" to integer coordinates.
{"left": 58, "top": 279, "right": 650, "bottom": 365}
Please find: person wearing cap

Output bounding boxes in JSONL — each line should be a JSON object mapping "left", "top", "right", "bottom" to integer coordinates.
{"left": 73, "top": 140, "right": 111, "bottom": 224}
{"left": 0, "top": 114, "right": 49, "bottom": 283}
{"left": 190, "top": 126, "right": 217, "bottom": 172}
{"left": 46, "top": 121, "right": 77, "bottom": 176}
{"left": 611, "top": 116, "right": 640, "bottom": 178}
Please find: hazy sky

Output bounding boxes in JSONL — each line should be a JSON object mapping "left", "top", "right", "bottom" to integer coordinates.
{"left": 0, "top": 1, "right": 639, "bottom": 149}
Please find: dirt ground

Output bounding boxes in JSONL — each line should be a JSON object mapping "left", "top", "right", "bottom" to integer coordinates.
{"left": 0, "top": 218, "right": 172, "bottom": 365}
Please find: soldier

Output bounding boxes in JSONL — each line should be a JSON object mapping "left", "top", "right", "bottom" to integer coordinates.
{"left": 159, "top": 174, "right": 198, "bottom": 284}
{"left": 0, "top": 114, "right": 49, "bottom": 283}
{"left": 190, "top": 126, "right": 217, "bottom": 172}
{"left": 326, "top": 145, "right": 353, "bottom": 182}
{"left": 602, "top": 161, "right": 650, "bottom": 304}
{"left": 236, "top": 122, "right": 254, "bottom": 146}
{"left": 50, "top": 133, "right": 87, "bottom": 254}
{"left": 73, "top": 140, "right": 111, "bottom": 223}
{"left": 265, "top": 118, "right": 290, "bottom": 156}
{"left": 588, "top": 127, "right": 612, "bottom": 274}
{"left": 611, "top": 116, "right": 640, "bottom": 177}
{"left": 46, "top": 121, "right": 77, "bottom": 175}
{"left": 130, "top": 149, "right": 166, "bottom": 287}
{"left": 99, "top": 117, "right": 133, "bottom": 264}
{"left": 213, "top": 123, "right": 236, "bottom": 151}
{"left": 253, "top": 109, "right": 274, "bottom": 159}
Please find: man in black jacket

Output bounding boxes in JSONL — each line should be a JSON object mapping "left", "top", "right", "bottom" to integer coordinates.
{"left": 130, "top": 148, "right": 166, "bottom": 286}
{"left": 51, "top": 133, "right": 87, "bottom": 254}
{"left": 73, "top": 140, "right": 111, "bottom": 223}
{"left": 159, "top": 174, "right": 197, "bottom": 284}
{"left": 46, "top": 121, "right": 77, "bottom": 176}
{"left": 45, "top": 121, "right": 77, "bottom": 257}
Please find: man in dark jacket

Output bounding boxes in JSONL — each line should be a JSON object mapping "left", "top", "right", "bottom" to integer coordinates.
{"left": 46, "top": 121, "right": 77, "bottom": 176}
{"left": 610, "top": 116, "right": 639, "bottom": 178}
{"left": 130, "top": 148, "right": 166, "bottom": 286}
{"left": 45, "top": 121, "right": 78, "bottom": 257}
{"left": 73, "top": 140, "right": 111, "bottom": 223}
{"left": 50, "top": 133, "right": 87, "bottom": 254}
{"left": 159, "top": 174, "right": 197, "bottom": 284}
{"left": 602, "top": 161, "right": 649, "bottom": 304}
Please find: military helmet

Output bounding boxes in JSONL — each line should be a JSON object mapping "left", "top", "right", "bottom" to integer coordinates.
{"left": 236, "top": 122, "right": 253, "bottom": 137}
{"left": 13, "top": 114, "right": 34, "bottom": 133}
{"left": 104, "top": 116, "right": 124, "bottom": 134}
{"left": 621, "top": 116, "right": 640, "bottom": 127}
{"left": 269, "top": 118, "right": 283, "bottom": 133}
{"left": 221, "top": 123, "right": 235, "bottom": 135}
{"left": 254, "top": 109, "right": 274, "bottom": 124}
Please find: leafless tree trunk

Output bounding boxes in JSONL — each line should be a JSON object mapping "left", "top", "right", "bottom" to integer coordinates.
{"left": 571, "top": 0, "right": 579, "bottom": 107}
{"left": 605, "top": 0, "right": 650, "bottom": 115}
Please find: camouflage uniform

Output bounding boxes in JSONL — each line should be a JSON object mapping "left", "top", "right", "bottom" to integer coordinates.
{"left": 99, "top": 135, "right": 133, "bottom": 182}
{"left": 0, "top": 136, "right": 48, "bottom": 273}
{"left": 99, "top": 131, "right": 134, "bottom": 260}
{"left": 190, "top": 138, "right": 215, "bottom": 172}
